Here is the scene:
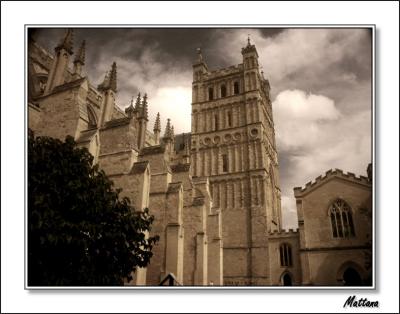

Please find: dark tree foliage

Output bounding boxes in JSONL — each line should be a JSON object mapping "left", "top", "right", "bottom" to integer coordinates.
{"left": 28, "top": 130, "right": 159, "bottom": 286}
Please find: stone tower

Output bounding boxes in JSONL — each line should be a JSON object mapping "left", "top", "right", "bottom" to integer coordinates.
{"left": 190, "top": 38, "right": 282, "bottom": 285}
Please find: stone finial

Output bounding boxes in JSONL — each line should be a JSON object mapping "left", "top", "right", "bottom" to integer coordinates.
{"left": 125, "top": 95, "right": 136, "bottom": 117}
{"left": 153, "top": 112, "right": 161, "bottom": 132}
{"left": 74, "top": 40, "right": 86, "bottom": 65}
{"left": 171, "top": 125, "right": 175, "bottom": 139}
{"left": 247, "top": 34, "right": 251, "bottom": 47}
{"left": 56, "top": 28, "right": 74, "bottom": 54}
{"left": 164, "top": 118, "right": 173, "bottom": 140}
{"left": 109, "top": 62, "right": 117, "bottom": 92}
{"left": 141, "top": 93, "right": 148, "bottom": 119}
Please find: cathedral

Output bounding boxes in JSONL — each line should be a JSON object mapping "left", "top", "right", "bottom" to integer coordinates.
{"left": 27, "top": 29, "right": 372, "bottom": 286}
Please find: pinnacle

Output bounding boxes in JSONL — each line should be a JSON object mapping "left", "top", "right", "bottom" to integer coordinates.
{"left": 56, "top": 28, "right": 74, "bottom": 55}
{"left": 109, "top": 62, "right": 117, "bottom": 92}
{"left": 153, "top": 112, "right": 161, "bottom": 132}
{"left": 74, "top": 40, "right": 86, "bottom": 64}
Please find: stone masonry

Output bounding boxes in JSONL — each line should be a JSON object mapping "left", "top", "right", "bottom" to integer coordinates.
{"left": 28, "top": 29, "right": 372, "bottom": 286}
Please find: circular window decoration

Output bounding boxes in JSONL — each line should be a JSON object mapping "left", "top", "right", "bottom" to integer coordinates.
{"left": 204, "top": 137, "right": 211, "bottom": 146}
{"left": 213, "top": 136, "right": 221, "bottom": 144}
{"left": 224, "top": 134, "right": 232, "bottom": 143}
{"left": 234, "top": 132, "right": 241, "bottom": 141}
{"left": 250, "top": 128, "right": 258, "bottom": 137}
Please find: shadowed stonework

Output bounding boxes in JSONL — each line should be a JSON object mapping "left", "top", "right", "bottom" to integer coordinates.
{"left": 28, "top": 28, "right": 372, "bottom": 286}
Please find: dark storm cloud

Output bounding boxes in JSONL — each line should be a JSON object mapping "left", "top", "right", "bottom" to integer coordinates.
{"left": 31, "top": 27, "right": 372, "bottom": 229}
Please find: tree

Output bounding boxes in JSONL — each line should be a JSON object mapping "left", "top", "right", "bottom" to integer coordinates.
{"left": 28, "top": 130, "right": 159, "bottom": 286}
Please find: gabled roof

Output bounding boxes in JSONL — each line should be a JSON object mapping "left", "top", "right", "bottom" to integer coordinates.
{"left": 294, "top": 168, "right": 371, "bottom": 198}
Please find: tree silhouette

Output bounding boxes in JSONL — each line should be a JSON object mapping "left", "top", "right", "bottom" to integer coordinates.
{"left": 28, "top": 130, "right": 158, "bottom": 286}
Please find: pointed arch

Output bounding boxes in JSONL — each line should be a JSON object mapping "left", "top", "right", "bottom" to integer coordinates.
{"left": 328, "top": 198, "right": 355, "bottom": 238}
{"left": 336, "top": 261, "right": 365, "bottom": 286}
{"left": 86, "top": 104, "right": 98, "bottom": 128}
{"left": 280, "top": 271, "right": 294, "bottom": 286}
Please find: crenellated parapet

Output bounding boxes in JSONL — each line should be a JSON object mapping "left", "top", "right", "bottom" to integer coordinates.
{"left": 294, "top": 168, "right": 371, "bottom": 197}
{"left": 268, "top": 228, "right": 299, "bottom": 239}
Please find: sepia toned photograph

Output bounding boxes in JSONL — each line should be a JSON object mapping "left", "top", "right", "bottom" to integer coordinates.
{"left": 26, "top": 26, "right": 374, "bottom": 288}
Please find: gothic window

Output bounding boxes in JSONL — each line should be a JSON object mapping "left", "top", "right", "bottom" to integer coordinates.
{"left": 329, "top": 199, "right": 355, "bottom": 238}
{"left": 234, "top": 81, "right": 240, "bottom": 94}
{"left": 220, "top": 84, "right": 227, "bottom": 97}
{"left": 279, "top": 243, "right": 292, "bottom": 267}
{"left": 214, "top": 114, "right": 219, "bottom": 131}
{"left": 222, "top": 154, "right": 228, "bottom": 172}
{"left": 227, "top": 111, "right": 232, "bottom": 127}
{"left": 208, "top": 87, "right": 214, "bottom": 100}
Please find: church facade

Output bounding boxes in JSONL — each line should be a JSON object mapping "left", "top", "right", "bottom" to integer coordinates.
{"left": 27, "top": 29, "right": 372, "bottom": 286}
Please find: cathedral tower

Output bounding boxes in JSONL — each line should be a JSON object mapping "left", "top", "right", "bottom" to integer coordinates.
{"left": 190, "top": 38, "right": 281, "bottom": 285}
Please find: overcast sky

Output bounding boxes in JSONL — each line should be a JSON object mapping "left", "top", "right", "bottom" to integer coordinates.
{"left": 32, "top": 28, "right": 372, "bottom": 229}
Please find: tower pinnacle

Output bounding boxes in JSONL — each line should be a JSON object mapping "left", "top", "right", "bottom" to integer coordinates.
{"left": 109, "top": 62, "right": 117, "bottom": 92}
{"left": 74, "top": 40, "right": 86, "bottom": 65}
{"left": 153, "top": 112, "right": 161, "bottom": 133}
{"left": 135, "top": 92, "right": 142, "bottom": 111}
{"left": 164, "top": 118, "right": 173, "bottom": 140}
{"left": 141, "top": 93, "right": 148, "bottom": 120}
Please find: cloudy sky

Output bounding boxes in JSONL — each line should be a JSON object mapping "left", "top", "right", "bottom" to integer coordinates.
{"left": 32, "top": 28, "right": 372, "bottom": 229}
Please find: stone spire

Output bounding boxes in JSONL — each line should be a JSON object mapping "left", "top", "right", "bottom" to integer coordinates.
{"left": 197, "top": 48, "right": 203, "bottom": 62}
{"left": 141, "top": 93, "right": 148, "bottom": 120}
{"left": 164, "top": 118, "right": 173, "bottom": 140}
{"left": 74, "top": 40, "right": 86, "bottom": 65}
{"left": 109, "top": 61, "right": 117, "bottom": 92}
{"left": 97, "top": 62, "right": 117, "bottom": 92}
{"left": 56, "top": 28, "right": 74, "bottom": 55}
{"left": 135, "top": 92, "right": 142, "bottom": 111}
{"left": 171, "top": 125, "right": 175, "bottom": 139}
{"left": 72, "top": 40, "right": 85, "bottom": 77}
{"left": 153, "top": 112, "right": 161, "bottom": 133}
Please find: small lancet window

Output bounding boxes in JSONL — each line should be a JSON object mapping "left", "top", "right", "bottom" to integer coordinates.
{"left": 221, "top": 85, "right": 227, "bottom": 98}
{"left": 227, "top": 111, "right": 232, "bottom": 127}
{"left": 214, "top": 114, "right": 219, "bottom": 131}
{"left": 208, "top": 88, "right": 214, "bottom": 100}
{"left": 279, "top": 243, "right": 292, "bottom": 267}
{"left": 234, "top": 81, "right": 240, "bottom": 94}
{"left": 222, "top": 154, "right": 228, "bottom": 172}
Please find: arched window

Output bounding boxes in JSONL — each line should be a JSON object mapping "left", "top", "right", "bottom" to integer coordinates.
{"left": 329, "top": 199, "right": 355, "bottom": 238}
{"left": 220, "top": 84, "right": 227, "bottom": 97}
{"left": 214, "top": 114, "right": 219, "bottom": 131}
{"left": 282, "top": 273, "right": 292, "bottom": 286}
{"left": 279, "top": 243, "right": 292, "bottom": 267}
{"left": 233, "top": 81, "right": 239, "bottom": 94}
{"left": 208, "top": 87, "right": 214, "bottom": 100}
{"left": 87, "top": 104, "right": 98, "bottom": 128}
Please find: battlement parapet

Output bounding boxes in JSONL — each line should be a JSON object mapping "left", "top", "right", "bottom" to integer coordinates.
{"left": 268, "top": 228, "right": 299, "bottom": 238}
{"left": 204, "top": 64, "right": 243, "bottom": 80}
{"left": 294, "top": 167, "right": 371, "bottom": 197}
